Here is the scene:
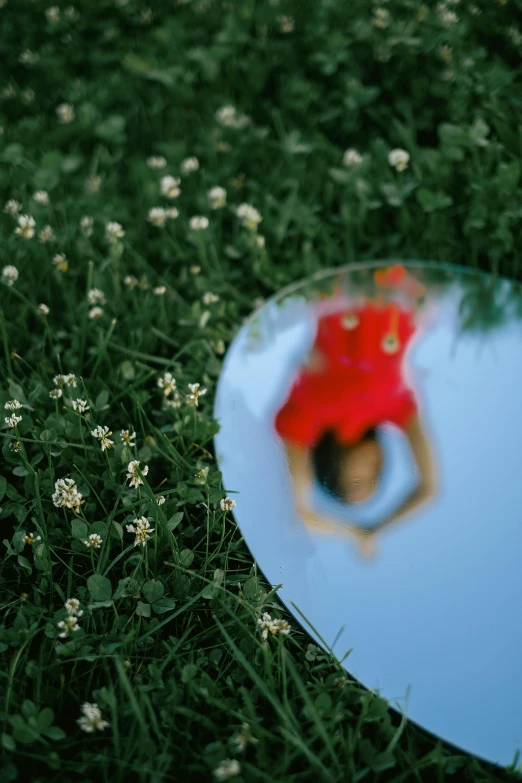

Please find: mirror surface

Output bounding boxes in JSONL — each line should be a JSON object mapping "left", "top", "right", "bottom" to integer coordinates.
{"left": 214, "top": 261, "right": 522, "bottom": 767}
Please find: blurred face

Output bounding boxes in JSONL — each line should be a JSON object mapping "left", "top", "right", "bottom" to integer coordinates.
{"left": 339, "top": 439, "right": 383, "bottom": 504}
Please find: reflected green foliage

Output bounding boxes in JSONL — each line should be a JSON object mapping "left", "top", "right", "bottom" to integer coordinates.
{"left": 458, "top": 276, "right": 514, "bottom": 335}
{"left": 246, "top": 262, "right": 522, "bottom": 352}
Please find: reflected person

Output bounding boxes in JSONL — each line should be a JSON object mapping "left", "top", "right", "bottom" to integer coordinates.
{"left": 274, "top": 265, "right": 438, "bottom": 559}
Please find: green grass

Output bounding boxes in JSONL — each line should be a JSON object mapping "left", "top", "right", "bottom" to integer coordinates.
{"left": 1, "top": 0, "right": 522, "bottom": 780}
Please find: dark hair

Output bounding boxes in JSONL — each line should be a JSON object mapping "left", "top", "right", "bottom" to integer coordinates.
{"left": 312, "top": 427, "right": 379, "bottom": 502}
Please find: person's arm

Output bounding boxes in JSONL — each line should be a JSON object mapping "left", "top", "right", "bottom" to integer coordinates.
{"left": 284, "top": 442, "right": 360, "bottom": 538}
{"left": 374, "top": 412, "right": 437, "bottom": 534}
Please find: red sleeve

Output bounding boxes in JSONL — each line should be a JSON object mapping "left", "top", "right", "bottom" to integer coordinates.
{"left": 274, "top": 395, "right": 324, "bottom": 447}
{"left": 387, "top": 387, "right": 418, "bottom": 430}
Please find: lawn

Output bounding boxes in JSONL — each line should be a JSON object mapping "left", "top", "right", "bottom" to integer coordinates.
{"left": 1, "top": 0, "right": 522, "bottom": 781}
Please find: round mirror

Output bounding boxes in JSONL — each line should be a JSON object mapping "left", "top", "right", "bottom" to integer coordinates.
{"left": 214, "top": 261, "right": 522, "bottom": 767}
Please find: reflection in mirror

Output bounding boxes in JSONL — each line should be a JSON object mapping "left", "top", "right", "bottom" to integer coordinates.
{"left": 273, "top": 264, "right": 438, "bottom": 560}
{"left": 214, "top": 261, "right": 522, "bottom": 767}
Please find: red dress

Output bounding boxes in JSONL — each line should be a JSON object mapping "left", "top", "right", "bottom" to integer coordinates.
{"left": 274, "top": 294, "right": 420, "bottom": 448}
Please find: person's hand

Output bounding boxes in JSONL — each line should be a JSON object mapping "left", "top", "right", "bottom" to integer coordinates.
{"left": 350, "top": 526, "right": 378, "bottom": 559}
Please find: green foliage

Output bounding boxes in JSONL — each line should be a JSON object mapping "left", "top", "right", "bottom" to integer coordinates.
{"left": 1, "top": 0, "right": 522, "bottom": 781}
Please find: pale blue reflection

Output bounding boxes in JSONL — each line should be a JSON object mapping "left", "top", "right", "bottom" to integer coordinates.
{"left": 214, "top": 273, "right": 522, "bottom": 767}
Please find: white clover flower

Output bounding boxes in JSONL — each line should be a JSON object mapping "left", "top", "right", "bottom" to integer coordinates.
{"left": 9, "top": 441, "right": 21, "bottom": 453}
{"left": 15, "top": 214, "right": 36, "bottom": 239}
{"left": 236, "top": 203, "right": 262, "bottom": 231}
{"left": 186, "top": 382, "right": 207, "bottom": 406}
{"left": 202, "top": 292, "right": 219, "bottom": 305}
{"left": 124, "top": 275, "right": 139, "bottom": 289}
{"left": 155, "top": 495, "right": 166, "bottom": 506}
{"left": 23, "top": 532, "right": 41, "bottom": 545}
{"left": 38, "top": 225, "right": 55, "bottom": 243}
{"left": 77, "top": 703, "right": 109, "bottom": 733}
{"left": 33, "top": 190, "right": 49, "bottom": 205}
{"left": 19, "top": 49, "right": 39, "bottom": 65}
{"left": 50, "top": 388, "right": 62, "bottom": 399}
{"left": 388, "top": 148, "right": 410, "bottom": 172}
{"left": 21, "top": 88, "right": 35, "bottom": 105}
{"left": 255, "top": 234, "right": 265, "bottom": 248}
{"left": 88, "top": 288, "right": 106, "bottom": 306}
{"left": 148, "top": 207, "right": 168, "bottom": 228}
{"left": 181, "top": 156, "right": 199, "bottom": 175}
{"left": 1, "top": 85, "right": 16, "bottom": 99}
{"left": 56, "top": 103, "right": 75, "bottom": 123}
{"left": 126, "top": 515, "right": 154, "bottom": 546}
{"left": 157, "top": 372, "right": 177, "bottom": 396}
{"left": 52, "top": 253, "right": 68, "bottom": 272}
{"left": 189, "top": 215, "right": 209, "bottom": 231}
{"left": 64, "top": 598, "right": 82, "bottom": 616}
{"left": 257, "top": 612, "right": 291, "bottom": 640}
{"left": 85, "top": 176, "right": 102, "bottom": 194}
{"left": 437, "top": 3, "right": 458, "bottom": 25}
{"left": 5, "top": 400, "right": 22, "bottom": 411}
{"left": 53, "top": 373, "right": 77, "bottom": 388}
{"left": 153, "top": 285, "right": 166, "bottom": 296}
{"left": 216, "top": 105, "right": 237, "bottom": 127}
{"left": 91, "top": 425, "right": 114, "bottom": 451}
{"left": 2, "top": 266, "right": 19, "bottom": 286}
{"left": 232, "top": 723, "right": 258, "bottom": 752}
{"left": 220, "top": 497, "right": 236, "bottom": 512}
{"left": 190, "top": 265, "right": 201, "bottom": 275}
{"left": 147, "top": 155, "right": 167, "bottom": 169}
{"left": 160, "top": 175, "right": 181, "bottom": 198}
{"left": 80, "top": 216, "right": 94, "bottom": 237}
{"left": 215, "top": 106, "right": 251, "bottom": 129}
{"left": 214, "top": 759, "right": 241, "bottom": 781}
{"left": 89, "top": 306, "right": 103, "bottom": 320}
{"left": 208, "top": 186, "right": 227, "bottom": 209}
{"left": 126, "top": 460, "right": 149, "bottom": 488}
{"left": 372, "top": 7, "right": 391, "bottom": 27}
{"left": 5, "top": 414, "right": 22, "bottom": 428}
{"left": 279, "top": 15, "right": 294, "bottom": 32}
{"left": 37, "top": 303, "right": 50, "bottom": 316}
{"left": 507, "top": 25, "right": 522, "bottom": 46}
{"left": 164, "top": 391, "right": 182, "bottom": 409}
{"left": 165, "top": 207, "right": 179, "bottom": 220}
{"left": 83, "top": 533, "right": 102, "bottom": 549}
{"left": 72, "top": 399, "right": 89, "bottom": 413}
{"left": 342, "top": 148, "right": 363, "bottom": 167}
{"left": 46, "top": 6, "right": 61, "bottom": 23}
{"left": 120, "top": 429, "right": 136, "bottom": 445}
{"left": 4, "top": 199, "right": 22, "bottom": 216}
{"left": 105, "top": 221, "right": 124, "bottom": 243}
{"left": 52, "top": 477, "right": 83, "bottom": 513}
{"left": 57, "top": 615, "right": 81, "bottom": 638}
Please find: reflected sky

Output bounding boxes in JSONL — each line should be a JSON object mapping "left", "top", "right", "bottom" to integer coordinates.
{"left": 214, "top": 262, "right": 522, "bottom": 767}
